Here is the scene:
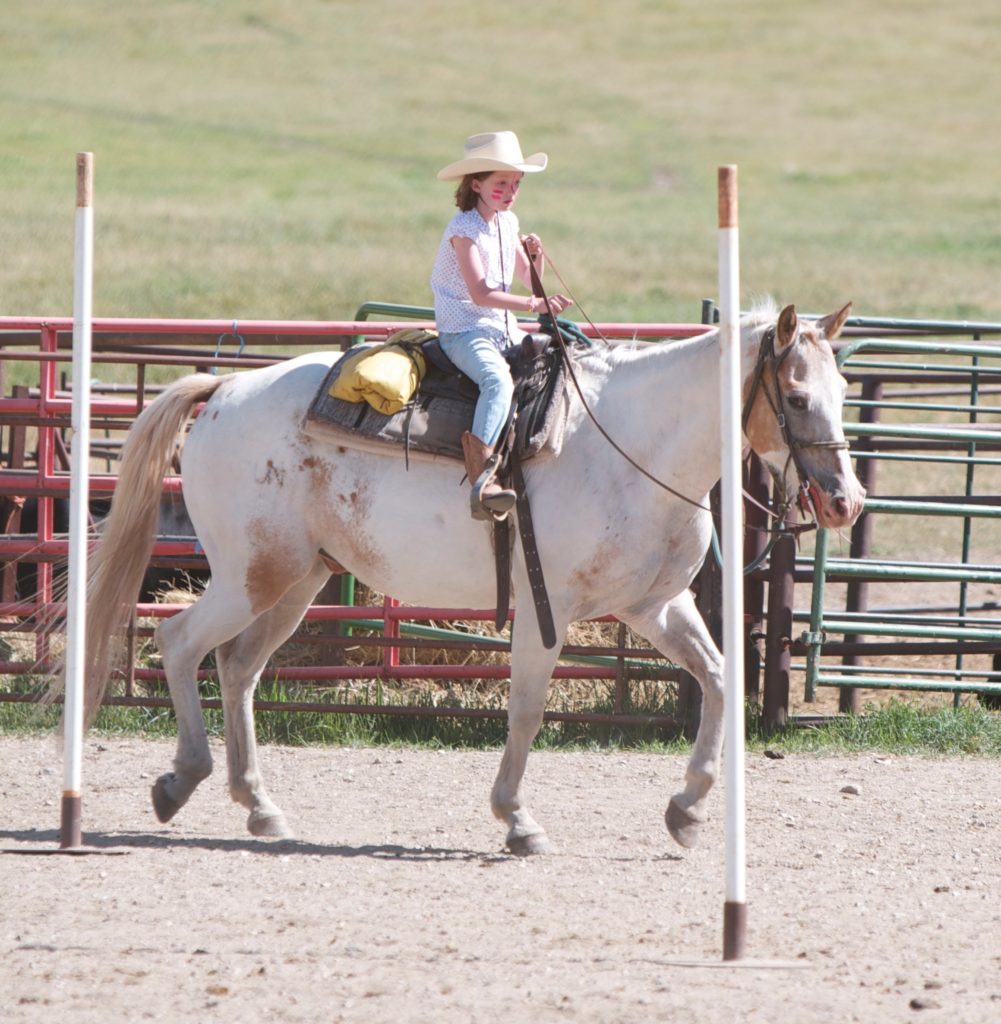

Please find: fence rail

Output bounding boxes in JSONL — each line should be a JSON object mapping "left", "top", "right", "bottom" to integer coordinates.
{"left": 5, "top": 311, "right": 1001, "bottom": 730}
{"left": 799, "top": 328, "right": 1001, "bottom": 709}
{"left": 0, "top": 313, "right": 700, "bottom": 728}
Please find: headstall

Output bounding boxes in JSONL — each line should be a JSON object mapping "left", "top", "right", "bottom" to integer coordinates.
{"left": 741, "top": 325, "right": 849, "bottom": 527}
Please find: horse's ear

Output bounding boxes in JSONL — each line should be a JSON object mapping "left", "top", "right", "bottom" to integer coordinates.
{"left": 816, "top": 302, "right": 853, "bottom": 341}
{"left": 776, "top": 304, "right": 798, "bottom": 348}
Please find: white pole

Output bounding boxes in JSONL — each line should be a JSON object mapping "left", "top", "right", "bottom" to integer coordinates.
{"left": 61, "top": 152, "right": 94, "bottom": 850}
{"left": 717, "top": 165, "right": 747, "bottom": 960}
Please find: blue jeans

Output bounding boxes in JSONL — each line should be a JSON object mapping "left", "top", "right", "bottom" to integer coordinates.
{"left": 438, "top": 329, "right": 518, "bottom": 448}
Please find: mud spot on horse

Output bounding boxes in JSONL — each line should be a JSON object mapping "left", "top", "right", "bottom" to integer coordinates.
{"left": 325, "top": 482, "right": 387, "bottom": 578}
{"left": 245, "top": 518, "right": 305, "bottom": 614}
{"left": 570, "top": 545, "right": 617, "bottom": 594}
{"left": 258, "top": 459, "right": 286, "bottom": 488}
{"left": 300, "top": 455, "right": 333, "bottom": 490}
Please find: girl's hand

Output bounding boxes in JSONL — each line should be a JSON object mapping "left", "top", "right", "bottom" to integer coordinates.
{"left": 530, "top": 293, "right": 573, "bottom": 316}
{"left": 521, "top": 233, "right": 543, "bottom": 259}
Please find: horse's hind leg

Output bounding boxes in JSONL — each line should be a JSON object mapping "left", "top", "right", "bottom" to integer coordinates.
{"left": 215, "top": 565, "right": 330, "bottom": 838}
{"left": 619, "top": 589, "right": 724, "bottom": 849}
{"left": 151, "top": 586, "right": 260, "bottom": 824}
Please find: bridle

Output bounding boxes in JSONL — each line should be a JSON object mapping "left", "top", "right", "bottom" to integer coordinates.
{"left": 523, "top": 242, "right": 845, "bottom": 532}
{"left": 740, "top": 324, "right": 850, "bottom": 526}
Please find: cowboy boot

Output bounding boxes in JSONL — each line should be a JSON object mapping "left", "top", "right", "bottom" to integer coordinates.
{"left": 461, "top": 431, "right": 516, "bottom": 521}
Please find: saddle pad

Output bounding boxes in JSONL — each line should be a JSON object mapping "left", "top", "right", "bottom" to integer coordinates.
{"left": 303, "top": 332, "right": 571, "bottom": 464}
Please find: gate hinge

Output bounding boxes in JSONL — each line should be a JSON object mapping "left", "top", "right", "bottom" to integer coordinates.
{"left": 800, "top": 630, "right": 827, "bottom": 647}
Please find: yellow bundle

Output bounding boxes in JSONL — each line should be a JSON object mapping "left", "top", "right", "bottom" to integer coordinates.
{"left": 328, "top": 331, "right": 430, "bottom": 415}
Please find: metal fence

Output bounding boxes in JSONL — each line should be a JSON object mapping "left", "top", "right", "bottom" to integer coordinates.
{"left": 0, "top": 312, "right": 704, "bottom": 729}
{"left": 795, "top": 319, "right": 1001, "bottom": 710}
{"left": 5, "top": 310, "right": 1001, "bottom": 730}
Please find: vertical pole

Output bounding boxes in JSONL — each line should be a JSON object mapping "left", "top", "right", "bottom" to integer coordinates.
{"left": 742, "top": 454, "right": 770, "bottom": 701}
{"left": 717, "top": 165, "right": 747, "bottom": 961}
{"left": 36, "top": 326, "right": 59, "bottom": 668}
{"left": 61, "top": 152, "right": 94, "bottom": 849}
{"left": 383, "top": 595, "right": 400, "bottom": 673}
{"left": 840, "top": 378, "right": 880, "bottom": 714}
{"left": 762, "top": 511, "right": 795, "bottom": 730}
{"left": 804, "top": 528, "right": 829, "bottom": 703}
{"left": 955, "top": 353, "right": 979, "bottom": 707}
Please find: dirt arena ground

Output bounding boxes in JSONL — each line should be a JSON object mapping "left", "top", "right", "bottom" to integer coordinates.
{"left": 1, "top": 735, "right": 999, "bottom": 1023}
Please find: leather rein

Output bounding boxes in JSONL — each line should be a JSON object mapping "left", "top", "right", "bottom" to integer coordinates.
{"left": 523, "top": 242, "right": 846, "bottom": 532}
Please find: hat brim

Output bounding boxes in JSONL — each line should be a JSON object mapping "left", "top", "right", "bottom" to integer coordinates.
{"left": 436, "top": 152, "right": 548, "bottom": 181}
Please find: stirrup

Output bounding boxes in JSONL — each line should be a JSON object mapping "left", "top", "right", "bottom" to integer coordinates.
{"left": 470, "top": 494, "right": 512, "bottom": 522}
{"left": 470, "top": 460, "right": 516, "bottom": 521}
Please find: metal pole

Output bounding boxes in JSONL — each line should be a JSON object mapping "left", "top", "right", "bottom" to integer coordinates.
{"left": 717, "top": 165, "right": 747, "bottom": 961}
{"left": 742, "top": 454, "right": 770, "bottom": 701}
{"left": 61, "top": 152, "right": 94, "bottom": 850}
{"left": 840, "top": 378, "right": 881, "bottom": 714}
{"left": 804, "top": 528, "right": 830, "bottom": 703}
{"left": 762, "top": 514, "right": 795, "bottom": 730}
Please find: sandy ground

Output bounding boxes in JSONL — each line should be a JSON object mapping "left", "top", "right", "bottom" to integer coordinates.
{"left": 1, "top": 735, "right": 1000, "bottom": 1024}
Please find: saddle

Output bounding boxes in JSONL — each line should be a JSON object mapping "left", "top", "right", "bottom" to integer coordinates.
{"left": 303, "top": 317, "right": 592, "bottom": 650}
{"left": 303, "top": 326, "right": 574, "bottom": 465}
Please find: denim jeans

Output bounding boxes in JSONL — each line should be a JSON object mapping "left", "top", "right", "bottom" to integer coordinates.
{"left": 438, "top": 329, "right": 518, "bottom": 447}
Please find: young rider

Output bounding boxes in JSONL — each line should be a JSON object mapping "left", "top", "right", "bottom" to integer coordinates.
{"left": 431, "top": 131, "right": 572, "bottom": 520}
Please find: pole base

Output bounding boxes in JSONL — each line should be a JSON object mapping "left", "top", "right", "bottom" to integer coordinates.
{"left": 60, "top": 793, "right": 83, "bottom": 850}
{"left": 723, "top": 900, "right": 747, "bottom": 961}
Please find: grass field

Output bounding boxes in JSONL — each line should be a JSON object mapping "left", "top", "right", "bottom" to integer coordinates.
{"left": 3, "top": 0, "right": 1001, "bottom": 324}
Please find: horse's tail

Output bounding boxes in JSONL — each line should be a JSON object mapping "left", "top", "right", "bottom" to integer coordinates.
{"left": 62, "top": 373, "right": 225, "bottom": 727}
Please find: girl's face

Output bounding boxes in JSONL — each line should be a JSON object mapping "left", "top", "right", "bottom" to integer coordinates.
{"left": 472, "top": 171, "right": 523, "bottom": 216}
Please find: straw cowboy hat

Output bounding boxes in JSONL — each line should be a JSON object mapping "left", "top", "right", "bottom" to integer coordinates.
{"left": 437, "top": 131, "right": 548, "bottom": 181}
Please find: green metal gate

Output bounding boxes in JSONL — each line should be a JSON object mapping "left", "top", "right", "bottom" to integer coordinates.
{"left": 800, "top": 322, "right": 1001, "bottom": 706}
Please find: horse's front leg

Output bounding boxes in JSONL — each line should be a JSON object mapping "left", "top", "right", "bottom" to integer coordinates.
{"left": 491, "top": 612, "right": 565, "bottom": 856}
{"left": 620, "top": 589, "right": 724, "bottom": 848}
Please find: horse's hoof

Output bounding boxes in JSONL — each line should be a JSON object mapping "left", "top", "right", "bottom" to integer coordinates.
{"left": 506, "top": 830, "right": 554, "bottom": 857}
{"left": 248, "top": 810, "right": 292, "bottom": 839}
{"left": 666, "top": 797, "right": 706, "bottom": 849}
{"left": 151, "top": 774, "right": 184, "bottom": 823}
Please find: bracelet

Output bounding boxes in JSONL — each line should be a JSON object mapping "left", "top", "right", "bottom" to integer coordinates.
{"left": 527, "top": 297, "right": 536, "bottom": 314}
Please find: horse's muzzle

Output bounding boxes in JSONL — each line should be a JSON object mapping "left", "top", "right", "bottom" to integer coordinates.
{"left": 808, "top": 478, "right": 866, "bottom": 529}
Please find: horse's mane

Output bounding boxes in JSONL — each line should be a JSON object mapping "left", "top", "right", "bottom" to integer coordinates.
{"left": 570, "top": 298, "right": 780, "bottom": 376}
{"left": 743, "top": 296, "right": 779, "bottom": 326}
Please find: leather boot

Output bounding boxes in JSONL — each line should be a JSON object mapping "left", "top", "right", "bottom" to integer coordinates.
{"left": 461, "top": 431, "right": 516, "bottom": 521}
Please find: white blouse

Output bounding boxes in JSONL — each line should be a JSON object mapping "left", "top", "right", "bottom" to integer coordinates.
{"left": 431, "top": 208, "right": 521, "bottom": 337}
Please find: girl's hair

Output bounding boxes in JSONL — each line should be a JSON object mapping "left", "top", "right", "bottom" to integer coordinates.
{"left": 455, "top": 172, "right": 492, "bottom": 212}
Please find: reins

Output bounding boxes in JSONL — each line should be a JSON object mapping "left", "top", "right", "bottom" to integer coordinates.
{"left": 522, "top": 242, "right": 713, "bottom": 514}
{"left": 521, "top": 244, "right": 827, "bottom": 540}
{"left": 542, "top": 250, "right": 790, "bottom": 527}
{"left": 520, "top": 241, "right": 847, "bottom": 543}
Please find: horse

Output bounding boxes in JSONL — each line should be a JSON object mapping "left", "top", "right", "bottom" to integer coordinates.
{"left": 73, "top": 301, "right": 864, "bottom": 854}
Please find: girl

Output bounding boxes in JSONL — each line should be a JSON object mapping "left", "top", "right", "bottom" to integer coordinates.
{"left": 431, "top": 131, "right": 572, "bottom": 520}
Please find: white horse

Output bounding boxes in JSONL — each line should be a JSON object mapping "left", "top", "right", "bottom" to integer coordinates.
{"left": 75, "top": 301, "right": 863, "bottom": 854}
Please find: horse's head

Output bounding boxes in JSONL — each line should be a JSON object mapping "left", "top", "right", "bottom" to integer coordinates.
{"left": 742, "top": 303, "right": 865, "bottom": 530}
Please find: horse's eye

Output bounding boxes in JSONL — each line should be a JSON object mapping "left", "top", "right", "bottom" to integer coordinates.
{"left": 786, "top": 393, "right": 808, "bottom": 412}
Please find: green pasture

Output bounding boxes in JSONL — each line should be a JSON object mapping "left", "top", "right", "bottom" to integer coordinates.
{"left": 3, "top": 0, "right": 1000, "bottom": 325}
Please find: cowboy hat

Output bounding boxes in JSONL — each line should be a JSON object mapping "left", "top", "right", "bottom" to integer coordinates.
{"left": 437, "top": 131, "right": 548, "bottom": 181}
